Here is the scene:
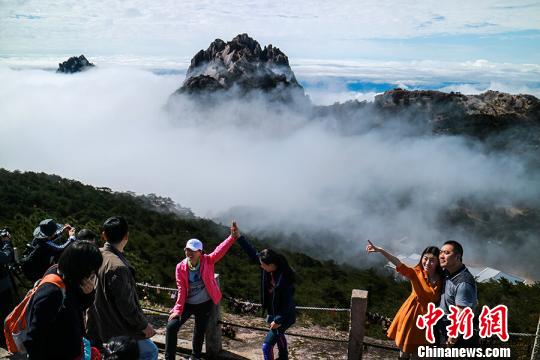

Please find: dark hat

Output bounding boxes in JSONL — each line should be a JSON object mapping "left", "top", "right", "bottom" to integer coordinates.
{"left": 33, "top": 218, "right": 63, "bottom": 239}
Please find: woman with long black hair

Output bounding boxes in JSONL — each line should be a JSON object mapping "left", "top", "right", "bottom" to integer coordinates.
{"left": 366, "top": 240, "right": 443, "bottom": 359}
{"left": 22, "top": 240, "right": 103, "bottom": 360}
{"left": 237, "top": 237, "right": 296, "bottom": 360}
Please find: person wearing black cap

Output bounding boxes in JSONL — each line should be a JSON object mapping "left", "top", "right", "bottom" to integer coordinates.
{"left": 21, "top": 218, "right": 76, "bottom": 282}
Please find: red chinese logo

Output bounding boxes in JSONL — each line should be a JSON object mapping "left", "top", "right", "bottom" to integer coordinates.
{"left": 446, "top": 305, "right": 474, "bottom": 340}
{"left": 416, "top": 302, "right": 444, "bottom": 344}
{"left": 417, "top": 304, "right": 510, "bottom": 343}
{"left": 479, "top": 305, "right": 509, "bottom": 341}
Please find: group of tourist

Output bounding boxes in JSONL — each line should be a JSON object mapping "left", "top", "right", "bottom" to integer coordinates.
{"left": 1, "top": 216, "right": 479, "bottom": 359}
{"left": 1, "top": 217, "right": 294, "bottom": 360}
{"left": 366, "top": 239, "right": 478, "bottom": 358}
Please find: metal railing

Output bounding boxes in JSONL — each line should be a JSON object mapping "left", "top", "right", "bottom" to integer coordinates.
{"left": 136, "top": 281, "right": 540, "bottom": 359}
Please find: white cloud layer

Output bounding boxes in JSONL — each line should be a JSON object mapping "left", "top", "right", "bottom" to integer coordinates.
{"left": 0, "top": 66, "right": 539, "bottom": 279}
{"left": 2, "top": 55, "right": 538, "bottom": 105}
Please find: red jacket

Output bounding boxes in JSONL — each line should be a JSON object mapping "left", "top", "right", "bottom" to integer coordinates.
{"left": 171, "top": 235, "right": 237, "bottom": 315}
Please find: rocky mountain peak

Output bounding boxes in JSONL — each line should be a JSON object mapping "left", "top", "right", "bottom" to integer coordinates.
{"left": 57, "top": 55, "right": 95, "bottom": 73}
{"left": 177, "top": 34, "right": 305, "bottom": 102}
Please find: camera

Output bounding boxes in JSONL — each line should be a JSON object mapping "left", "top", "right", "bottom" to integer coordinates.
{"left": 0, "top": 228, "right": 10, "bottom": 238}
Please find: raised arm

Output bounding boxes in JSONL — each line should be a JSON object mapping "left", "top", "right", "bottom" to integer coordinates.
{"left": 207, "top": 221, "right": 240, "bottom": 264}
{"left": 236, "top": 235, "right": 259, "bottom": 264}
{"left": 365, "top": 240, "right": 402, "bottom": 267}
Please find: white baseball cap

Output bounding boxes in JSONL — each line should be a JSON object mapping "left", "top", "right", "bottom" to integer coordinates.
{"left": 185, "top": 238, "right": 203, "bottom": 251}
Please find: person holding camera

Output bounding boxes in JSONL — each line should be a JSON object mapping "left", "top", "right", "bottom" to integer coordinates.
{"left": 0, "top": 227, "right": 16, "bottom": 349}
{"left": 21, "top": 218, "right": 77, "bottom": 282}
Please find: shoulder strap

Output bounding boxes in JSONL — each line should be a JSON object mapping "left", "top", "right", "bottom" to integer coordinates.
{"left": 22, "top": 273, "right": 65, "bottom": 326}
{"left": 39, "top": 273, "right": 66, "bottom": 290}
{"left": 4, "top": 272, "right": 66, "bottom": 352}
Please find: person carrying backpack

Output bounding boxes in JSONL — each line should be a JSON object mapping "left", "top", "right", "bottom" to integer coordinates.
{"left": 5, "top": 240, "right": 103, "bottom": 360}
{"left": 21, "top": 218, "right": 76, "bottom": 282}
{"left": 236, "top": 236, "right": 296, "bottom": 360}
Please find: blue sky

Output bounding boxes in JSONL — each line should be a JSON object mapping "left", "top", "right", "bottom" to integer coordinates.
{"left": 1, "top": 0, "right": 539, "bottom": 63}
{"left": 1, "top": 1, "right": 540, "bottom": 100}
{"left": 2, "top": 0, "right": 539, "bottom": 97}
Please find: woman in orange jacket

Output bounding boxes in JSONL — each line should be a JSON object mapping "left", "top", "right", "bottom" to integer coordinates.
{"left": 366, "top": 240, "right": 443, "bottom": 359}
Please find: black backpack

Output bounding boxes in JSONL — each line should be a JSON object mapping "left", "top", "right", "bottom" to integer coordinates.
{"left": 19, "top": 239, "right": 56, "bottom": 282}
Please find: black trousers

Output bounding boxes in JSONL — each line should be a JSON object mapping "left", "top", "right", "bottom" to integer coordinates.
{"left": 165, "top": 300, "right": 213, "bottom": 360}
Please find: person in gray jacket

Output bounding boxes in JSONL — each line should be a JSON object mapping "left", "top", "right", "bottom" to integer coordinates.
{"left": 87, "top": 216, "right": 158, "bottom": 360}
{"left": 437, "top": 240, "right": 478, "bottom": 348}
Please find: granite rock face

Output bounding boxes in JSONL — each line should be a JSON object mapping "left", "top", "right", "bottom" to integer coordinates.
{"left": 172, "top": 34, "right": 540, "bottom": 146}
{"left": 175, "top": 34, "right": 306, "bottom": 103}
{"left": 57, "top": 55, "right": 95, "bottom": 73}
{"left": 373, "top": 88, "right": 540, "bottom": 137}
{"left": 313, "top": 88, "right": 540, "bottom": 149}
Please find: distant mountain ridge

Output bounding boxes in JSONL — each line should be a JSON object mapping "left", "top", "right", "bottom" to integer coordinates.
{"left": 171, "top": 34, "right": 540, "bottom": 144}
{"left": 375, "top": 88, "right": 540, "bottom": 139}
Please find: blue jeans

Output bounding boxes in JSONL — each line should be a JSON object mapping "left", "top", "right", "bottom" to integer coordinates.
{"left": 262, "top": 316, "right": 294, "bottom": 360}
{"left": 137, "top": 338, "right": 158, "bottom": 360}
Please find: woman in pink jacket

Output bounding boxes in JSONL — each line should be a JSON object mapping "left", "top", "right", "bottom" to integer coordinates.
{"left": 165, "top": 222, "right": 240, "bottom": 360}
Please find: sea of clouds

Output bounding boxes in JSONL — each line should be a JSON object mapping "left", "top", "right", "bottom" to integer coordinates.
{"left": 0, "top": 61, "right": 539, "bottom": 279}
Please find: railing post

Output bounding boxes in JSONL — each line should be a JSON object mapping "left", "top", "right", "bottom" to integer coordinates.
{"left": 348, "top": 289, "right": 368, "bottom": 360}
{"left": 205, "top": 274, "right": 222, "bottom": 359}
{"left": 531, "top": 315, "right": 540, "bottom": 360}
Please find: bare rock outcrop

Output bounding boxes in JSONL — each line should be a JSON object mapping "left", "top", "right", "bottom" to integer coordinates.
{"left": 373, "top": 88, "right": 540, "bottom": 138}
{"left": 57, "top": 55, "right": 95, "bottom": 73}
{"left": 173, "top": 34, "right": 306, "bottom": 103}
{"left": 171, "top": 34, "right": 540, "bottom": 148}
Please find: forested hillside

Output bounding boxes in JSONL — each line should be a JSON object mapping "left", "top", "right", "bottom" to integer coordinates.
{"left": 0, "top": 168, "right": 538, "bottom": 336}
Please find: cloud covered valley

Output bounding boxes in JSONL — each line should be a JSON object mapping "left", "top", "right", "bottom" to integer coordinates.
{"left": 1, "top": 65, "right": 539, "bottom": 279}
